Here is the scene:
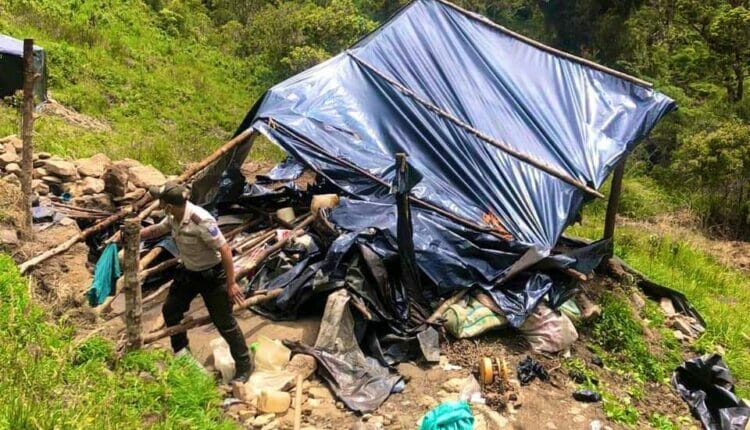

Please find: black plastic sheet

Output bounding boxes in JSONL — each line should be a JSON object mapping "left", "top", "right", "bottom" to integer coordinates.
{"left": 672, "top": 354, "right": 750, "bottom": 430}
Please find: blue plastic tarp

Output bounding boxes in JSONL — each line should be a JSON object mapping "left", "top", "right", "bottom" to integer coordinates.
{"left": 201, "top": 0, "right": 675, "bottom": 315}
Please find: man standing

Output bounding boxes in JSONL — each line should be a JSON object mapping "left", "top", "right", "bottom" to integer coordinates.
{"left": 141, "top": 181, "right": 252, "bottom": 382}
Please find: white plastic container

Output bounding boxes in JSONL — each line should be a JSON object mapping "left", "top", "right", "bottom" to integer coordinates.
{"left": 210, "top": 337, "right": 235, "bottom": 383}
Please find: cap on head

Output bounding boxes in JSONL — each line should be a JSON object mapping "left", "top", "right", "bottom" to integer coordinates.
{"left": 149, "top": 181, "right": 188, "bottom": 205}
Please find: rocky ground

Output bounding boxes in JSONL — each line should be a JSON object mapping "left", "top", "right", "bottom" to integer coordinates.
{"left": 0, "top": 138, "right": 722, "bottom": 430}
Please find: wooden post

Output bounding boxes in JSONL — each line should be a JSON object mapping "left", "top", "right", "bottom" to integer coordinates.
{"left": 122, "top": 218, "right": 143, "bottom": 350}
{"left": 20, "top": 39, "right": 35, "bottom": 239}
{"left": 602, "top": 157, "right": 627, "bottom": 255}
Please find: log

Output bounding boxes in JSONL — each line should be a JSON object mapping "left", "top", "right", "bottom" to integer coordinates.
{"left": 235, "top": 216, "right": 314, "bottom": 280}
{"left": 144, "top": 288, "right": 283, "bottom": 344}
{"left": 20, "top": 39, "right": 35, "bottom": 239}
{"left": 122, "top": 219, "right": 143, "bottom": 350}
{"left": 602, "top": 157, "right": 626, "bottom": 256}
{"left": 20, "top": 129, "right": 257, "bottom": 272}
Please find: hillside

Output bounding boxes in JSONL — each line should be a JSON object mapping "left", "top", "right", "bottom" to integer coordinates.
{"left": 1, "top": 0, "right": 749, "bottom": 429}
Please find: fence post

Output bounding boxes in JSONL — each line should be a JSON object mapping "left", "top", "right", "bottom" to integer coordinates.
{"left": 122, "top": 218, "right": 143, "bottom": 350}
{"left": 602, "top": 157, "right": 627, "bottom": 256}
{"left": 20, "top": 39, "right": 35, "bottom": 239}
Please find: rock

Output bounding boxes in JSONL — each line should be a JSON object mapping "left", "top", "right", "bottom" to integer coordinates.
{"left": 0, "top": 151, "right": 19, "bottom": 165}
{"left": 5, "top": 163, "right": 21, "bottom": 175}
{"left": 0, "top": 228, "right": 19, "bottom": 246}
{"left": 116, "top": 158, "right": 142, "bottom": 169}
{"left": 41, "top": 175, "right": 62, "bottom": 184}
{"left": 305, "top": 398, "right": 322, "bottom": 408}
{"left": 3, "top": 174, "right": 20, "bottom": 186}
{"left": 103, "top": 164, "right": 130, "bottom": 197}
{"left": 1, "top": 135, "right": 23, "bottom": 151}
{"left": 113, "top": 188, "right": 146, "bottom": 203}
{"left": 283, "top": 354, "right": 317, "bottom": 390}
{"left": 232, "top": 381, "right": 249, "bottom": 402}
{"left": 307, "top": 386, "right": 333, "bottom": 400}
{"left": 660, "top": 298, "right": 676, "bottom": 316}
{"left": 58, "top": 217, "right": 77, "bottom": 227}
{"left": 37, "top": 151, "right": 52, "bottom": 160}
{"left": 80, "top": 176, "right": 105, "bottom": 195}
{"left": 252, "top": 413, "right": 275, "bottom": 428}
{"left": 260, "top": 421, "right": 278, "bottom": 430}
{"left": 33, "top": 167, "right": 47, "bottom": 179}
{"left": 442, "top": 377, "right": 468, "bottom": 393}
{"left": 75, "top": 193, "right": 114, "bottom": 212}
{"left": 76, "top": 153, "right": 111, "bottom": 178}
{"left": 238, "top": 408, "right": 256, "bottom": 421}
{"left": 33, "top": 159, "right": 45, "bottom": 168}
{"left": 573, "top": 415, "right": 586, "bottom": 424}
{"left": 128, "top": 164, "right": 166, "bottom": 188}
{"left": 630, "top": 292, "right": 646, "bottom": 311}
{"left": 419, "top": 395, "right": 437, "bottom": 408}
{"left": 44, "top": 159, "right": 78, "bottom": 179}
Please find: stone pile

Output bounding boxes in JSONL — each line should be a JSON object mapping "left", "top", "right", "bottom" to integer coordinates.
{"left": 0, "top": 134, "right": 169, "bottom": 213}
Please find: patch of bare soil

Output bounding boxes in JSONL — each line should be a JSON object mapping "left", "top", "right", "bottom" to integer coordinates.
{"left": 39, "top": 99, "right": 112, "bottom": 132}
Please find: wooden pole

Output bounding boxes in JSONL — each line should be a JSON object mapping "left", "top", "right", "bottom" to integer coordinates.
{"left": 18, "top": 129, "right": 257, "bottom": 273}
{"left": 293, "top": 374, "right": 303, "bottom": 430}
{"left": 122, "top": 218, "right": 143, "bottom": 350}
{"left": 20, "top": 39, "right": 35, "bottom": 239}
{"left": 602, "top": 157, "right": 626, "bottom": 256}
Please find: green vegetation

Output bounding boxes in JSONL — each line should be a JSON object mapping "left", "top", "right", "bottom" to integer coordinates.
{"left": 568, "top": 182, "right": 750, "bottom": 398}
{"left": 0, "top": 254, "right": 233, "bottom": 429}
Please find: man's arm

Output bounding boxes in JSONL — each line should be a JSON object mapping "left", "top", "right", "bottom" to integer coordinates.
{"left": 140, "top": 218, "right": 170, "bottom": 241}
{"left": 219, "top": 244, "right": 243, "bottom": 306}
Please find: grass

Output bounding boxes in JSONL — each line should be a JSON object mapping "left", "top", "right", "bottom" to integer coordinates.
{"left": 0, "top": 254, "right": 235, "bottom": 429}
{"left": 0, "top": 0, "right": 281, "bottom": 173}
{"left": 568, "top": 175, "right": 750, "bottom": 398}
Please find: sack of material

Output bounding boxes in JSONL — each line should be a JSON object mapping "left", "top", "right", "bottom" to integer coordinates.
{"left": 443, "top": 297, "right": 507, "bottom": 339}
{"left": 519, "top": 302, "right": 578, "bottom": 353}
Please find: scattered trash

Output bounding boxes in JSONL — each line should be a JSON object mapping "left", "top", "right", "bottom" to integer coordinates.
{"left": 672, "top": 354, "right": 750, "bottom": 430}
{"left": 519, "top": 303, "right": 578, "bottom": 353}
{"left": 589, "top": 419, "right": 603, "bottom": 430}
{"left": 517, "top": 356, "right": 548, "bottom": 385}
{"left": 457, "top": 375, "right": 484, "bottom": 405}
{"left": 257, "top": 390, "right": 291, "bottom": 413}
{"left": 591, "top": 356, "right": 604, "bottom": 368}
{"left": 210, "top": 337, "right": 236, "bottom": 384}
{"left": 246, "top": 336, "right": 293, "bottom": 395}
{"left": 419, "top": 401, "right": 474, "bottom": 430}
{"left": 572, "top": 390, "right": 602, "bottom": 403}
{"left": 86, "top": 242, "right": 121, "bottom": 306}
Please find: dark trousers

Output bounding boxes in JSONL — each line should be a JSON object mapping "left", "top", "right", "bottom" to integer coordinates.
{"left": 162, "top": 264, "right": 251, "bottom": 369}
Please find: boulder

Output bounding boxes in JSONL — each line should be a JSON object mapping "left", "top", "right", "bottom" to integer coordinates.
{"left": 3, "top": 174, "right": 20, "bottom": 186}
{"left": 103, "top": 164, "right": 129, "bottom": 197}
{"left": 128, "top": 164, "right": 166, "bottom": 189}
{"left": 37, "top": 152, "right": 52, "bottom": 160}
{"left": 76, "top": 153, "right": 111, "bottom": 178}
{"left": 1, "top": 135, "right": 23, "bottom": 151}
{"left": 113, "top": 188, "right": 146, "bottom": 203}
{"left": 80, "top": 176, "right": 105, "bottom": 195}
{"left": 33, "top": 167, "right": 47, "bottom": 179}
{"left": 43, "top": 159, "right": 78, "bottom": 179}
{"left": 115, "top": 158, "right": 142, "bottom": 169}
{"left": 5, "top": 163, "right": 21, "bottom": 175}
{"left": 0, "top": 228, "right": 19, "bottom": 246}
{"left": 33, "top": 159, "right": 45, "bottom": 168}
{"left": 42, "top": 175, "right": 62, "bottom": 184}
{"left": 0, "top": 151, "right": 19, "bottom": 166}
{"left": 32, "top": 180, "right": 49, "bottom": 196}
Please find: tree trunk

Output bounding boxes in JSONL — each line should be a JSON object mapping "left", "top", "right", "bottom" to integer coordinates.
{"left": 734, "top": 52, "right": 744, "bottom": 102}
{"left": 20, "top": 39, "right": 35, "bottom": 239}
{"left": 122, "top": 218, "right": 143, "bottom": 350}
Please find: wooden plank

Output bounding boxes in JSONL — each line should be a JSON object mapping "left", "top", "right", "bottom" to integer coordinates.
{"left": 122, "top": 218, "right": 143, "bottom": 350}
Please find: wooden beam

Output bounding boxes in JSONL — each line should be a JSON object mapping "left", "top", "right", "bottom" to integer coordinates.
{"left": 122, "top": 218, "right": 143, "bottom": 350}
{"left": 20, "top": 39, "right": 35, "bottom": 239}
{"left": 602, "top": 157, "right": 626, "bottom": 255}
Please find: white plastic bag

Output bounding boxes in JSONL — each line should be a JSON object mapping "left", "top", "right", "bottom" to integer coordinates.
{"left": 519, "top": 302, "right": 578, "bottom": 353}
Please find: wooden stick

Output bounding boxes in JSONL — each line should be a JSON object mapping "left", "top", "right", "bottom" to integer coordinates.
{"left": 20, "top": 39, "right": 35, "bottom": 239}
{"left": 235, "top": 216, "right": 314, "bottom": 280}
{"left": 293, "top": 375, "right": 303, "bottom": 430}
{"left": 348, "top": 52, "right": 604, "bottom": 199}
{"left": 20, "top": 129, "right": 257, "bottom": 273}
{"left": 52, "top": 202, "right": 111, "bottom": 215}
{"left": 143, "top": 288, "right": 283, "bottom": 344}
{"left": 122, "top": 219, "right": 143, "bottom": 350}
{"left": 427, "top": 289, "right": 469, "bottom": 324}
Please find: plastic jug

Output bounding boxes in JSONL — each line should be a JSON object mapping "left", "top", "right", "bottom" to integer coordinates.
{"left": 210, "top": 337, "right": 235, "bottom": 383}
{"left": 257, "top": 390, "right": 291, "bottom": 413}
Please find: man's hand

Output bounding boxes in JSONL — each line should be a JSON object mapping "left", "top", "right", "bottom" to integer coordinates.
{"left": 227, "top": 281, "right": 244, "bottom": 306}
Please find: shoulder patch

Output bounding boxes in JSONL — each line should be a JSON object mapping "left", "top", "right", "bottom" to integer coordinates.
{"left": 189, "top": 213, "right": 203, "bottom": 225}
{"left": 207, "top": 224, "right": 221, "bottom": 238}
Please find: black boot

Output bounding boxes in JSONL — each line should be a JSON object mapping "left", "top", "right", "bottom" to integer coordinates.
{"left": 233, "top": 358, "right": 253, "bottom": 383}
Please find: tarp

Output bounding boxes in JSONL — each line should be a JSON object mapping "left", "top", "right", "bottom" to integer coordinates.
{"left": 0, "top": 35, "right": 47, "bottom": 103}
{"left": 200, "top": 0, "right": 675, "bottom": 320}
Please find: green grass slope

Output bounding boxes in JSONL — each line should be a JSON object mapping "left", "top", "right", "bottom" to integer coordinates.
{"left": 0, "top": 0, "right": 281, "bottom": 173}
{"left": 0, "top": 254, "right": 235, "bottom": 429}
